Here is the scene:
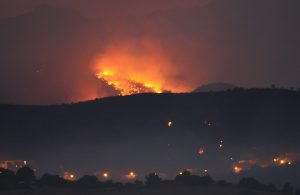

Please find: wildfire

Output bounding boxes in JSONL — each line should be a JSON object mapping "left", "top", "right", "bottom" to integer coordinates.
{"left": 93, "top": 38, "right": 191, "bottom": 97}
{"left": 96, "top": 69, "right": 162, "bottom": 96}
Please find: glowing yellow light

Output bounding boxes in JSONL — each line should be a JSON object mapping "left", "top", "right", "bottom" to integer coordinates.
{"left": 63, "top": 172, "right": 76, "bottom": 181}
{"left": 179, "top": 171, "right": 183, "bottom": 175}
{"left": 125, "top": 171, "right": 136, "bottom": 179}
{"left": 155, "top": 88, "right": 162, "bottom": 93}
{"left": 288, "top": 162, "right": 292, "bottom": 165}
{"left": 233, "top": 166, "right": 243, "bottom": 174}
{"left": 168, "top": 121, "right": 172, "bottom": 127}
{"left": 102, "top": 70, "right": 113, "bottom": 76}
{"left": 280, "top": 160, "right": 285, "bottom": 164}
{"left": 273, "top": 158, "right": 278, "bottom": 162}
{"left": 102, "top": 172, "right": 109, "bottom": 178}
{"left": 145, "top": 83, "right": 152, "bottom": 88}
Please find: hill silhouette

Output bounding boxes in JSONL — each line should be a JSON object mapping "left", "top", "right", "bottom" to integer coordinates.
{"left": 193, "top": 82, "right": 238, "bottom": 92}
{"left": 0, "top": 88, "right": 300, "bottom": 186}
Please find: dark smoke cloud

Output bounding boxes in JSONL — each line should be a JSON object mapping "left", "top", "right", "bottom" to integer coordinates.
{"left": 0, "top": 0, "right": 299, "bottom": 104}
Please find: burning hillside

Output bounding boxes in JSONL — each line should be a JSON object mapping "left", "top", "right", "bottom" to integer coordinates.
{"left": 93, "top": 38, "right": 191, "bottom": 96}
{"left": 96, "top": 69, "right": 162, "bottom": 96}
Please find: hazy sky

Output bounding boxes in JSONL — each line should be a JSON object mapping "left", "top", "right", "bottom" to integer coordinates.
{"left": 0, "top": 0, "right": 299, "bottom": 104}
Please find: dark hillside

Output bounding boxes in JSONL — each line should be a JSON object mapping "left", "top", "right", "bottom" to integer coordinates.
{"left": 0, "top": 89, "right": 299, "bottom": 186}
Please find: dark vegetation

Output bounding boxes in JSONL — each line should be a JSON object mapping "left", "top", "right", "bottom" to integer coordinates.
{"left": 1, "top": 88, "right": 299, "bottom": 152}
{"left": 0, "top": 167, "right": 299, "bottom": 194}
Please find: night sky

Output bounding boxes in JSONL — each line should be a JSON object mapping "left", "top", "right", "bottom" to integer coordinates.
{"left": 0, "top": 0, "right": 299, "bottom": 104}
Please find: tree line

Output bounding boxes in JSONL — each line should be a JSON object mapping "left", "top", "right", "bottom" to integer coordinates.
{"left": 0, "top": 167, "right": 300, "bottom": 195}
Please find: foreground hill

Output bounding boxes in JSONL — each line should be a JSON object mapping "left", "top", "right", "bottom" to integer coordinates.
{"left": 0, "top": 89, "right": 300, "bottom": 187}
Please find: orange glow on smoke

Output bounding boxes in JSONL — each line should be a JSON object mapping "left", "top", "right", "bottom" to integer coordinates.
{"left": 93, "top": 38, "right": 190, "bottom": 96}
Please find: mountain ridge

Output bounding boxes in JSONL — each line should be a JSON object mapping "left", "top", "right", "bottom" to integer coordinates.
{"left": 0, "top": 89, "right": 299, "bottom": 187}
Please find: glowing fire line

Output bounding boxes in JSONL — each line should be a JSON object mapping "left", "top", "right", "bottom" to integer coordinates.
{"left": 96, "top": 70, "right": 163, "bottom": 96}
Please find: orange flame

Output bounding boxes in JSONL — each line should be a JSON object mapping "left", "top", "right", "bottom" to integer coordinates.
{"left": 93, "top": 37, "right": 189, "bottom": 96}
{"left": 96, "top": 69, "right": 162, "bottom": 96}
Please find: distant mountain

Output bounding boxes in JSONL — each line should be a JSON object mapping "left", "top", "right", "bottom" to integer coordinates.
{"left": 193, "top": 83, "right": 239, "bottom": 93}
